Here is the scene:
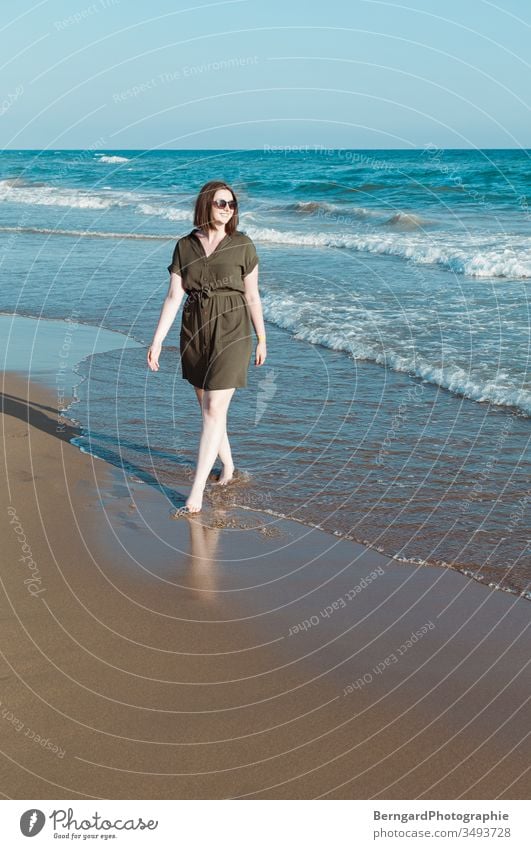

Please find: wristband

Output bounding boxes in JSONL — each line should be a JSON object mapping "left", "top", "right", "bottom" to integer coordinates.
{"left": 257, "top": 334, "right": 266, "bottom": 342}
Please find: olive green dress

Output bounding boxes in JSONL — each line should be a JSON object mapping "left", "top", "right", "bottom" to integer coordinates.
{"left": 167, "top": 229, "right": 259, "bottom": 390}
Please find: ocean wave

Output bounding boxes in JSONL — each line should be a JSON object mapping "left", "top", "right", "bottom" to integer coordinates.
{"left": 1, "top": 177, "right": 529, "bottom": 279}
{"left": 383, "top": 211, "right": 433, "bottom": 230}
{"left": 284, "top": 200, "right": 384, "bottom": 219}
{"left": 279, "top": 200, "right": 432, "bottom": 228}
{"left": 262, "top": 295, "right": 531, "bottom": 417}
{"left": 244, "top": 224, "right": 531, "bottom": 278}
{"left": 135, "top": 202, "right": 191, "bottom": 221}
{"left": 95, "top": 154, "right": 130, "bottom": 163}
{"left": 0, "top": 225, "right": 168, "bottom": 240}
{"left": 0, "top": 177, "right": 195, "bottom": 222}
{"left": 0, "top": 178, "right": 133, "bottom": 210}
{"left": 286, "top": 200, "right": 337, "bottom": 213}
{"left": 0, "top": 176, "right": 42, "bottom": 188}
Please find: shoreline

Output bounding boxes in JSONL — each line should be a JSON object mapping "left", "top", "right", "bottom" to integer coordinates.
{"left": 1, "top": 363, "right": 530, "bottom": 798}
{"left": 4, "top": 310, "right": 529, "bottom": 604}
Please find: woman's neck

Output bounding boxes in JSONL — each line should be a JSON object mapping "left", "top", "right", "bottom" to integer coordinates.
{"left": 196, "top": 225, "right": 227, "bottom": 242}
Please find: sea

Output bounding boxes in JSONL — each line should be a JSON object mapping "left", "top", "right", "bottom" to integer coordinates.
{"left": 1, "top": 148, "right": 529, "bottom": 599}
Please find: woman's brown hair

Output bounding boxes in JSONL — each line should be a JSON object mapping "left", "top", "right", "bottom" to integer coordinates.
{"left": 193, "top": 180, "right": 239, "bottom": 235}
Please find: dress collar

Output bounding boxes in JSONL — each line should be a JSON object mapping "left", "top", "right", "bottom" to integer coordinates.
{"left": 189, "top": 229, "right": 232, "bottom": 258}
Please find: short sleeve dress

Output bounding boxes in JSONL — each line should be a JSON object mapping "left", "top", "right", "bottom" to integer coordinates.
{"left": 167, "top": 228, "right": 259, "bottom": 390}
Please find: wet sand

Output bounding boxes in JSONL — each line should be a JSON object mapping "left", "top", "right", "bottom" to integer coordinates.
{"left": 0, "top": 369, "right": 529, "bottom": 800}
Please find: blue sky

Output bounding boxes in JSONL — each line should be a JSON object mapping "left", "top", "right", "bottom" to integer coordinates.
{"left": 2, "top": 0, "right": 530, "bottom": 149}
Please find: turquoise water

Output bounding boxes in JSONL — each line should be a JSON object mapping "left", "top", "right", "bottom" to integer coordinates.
{"left": 1, "top": 149, "right": 529, "bottom": 598}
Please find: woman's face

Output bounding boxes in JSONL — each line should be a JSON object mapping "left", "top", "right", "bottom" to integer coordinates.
{"left": 211, "top": 188, "right": 236, "bottom": 227}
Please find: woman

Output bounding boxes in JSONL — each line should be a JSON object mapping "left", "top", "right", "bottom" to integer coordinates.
{"left": 147, "top": 180, "right": 267, "bottom": 514}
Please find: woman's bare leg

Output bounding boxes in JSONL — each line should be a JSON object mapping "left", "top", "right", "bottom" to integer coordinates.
{"left": 186, "top": 387, "right": 236, "bottom": 512}
{"left": 193, "top": 386, "right": 234, "bottom": 485}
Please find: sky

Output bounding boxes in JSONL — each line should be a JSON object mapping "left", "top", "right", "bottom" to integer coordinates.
{"left": 2, "top": 0, "right": 530, "bottom": 149}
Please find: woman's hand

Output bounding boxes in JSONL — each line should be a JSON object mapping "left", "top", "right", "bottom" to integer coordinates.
{"left": 255, "top": 340, "right": 267, "bottom": 366}
{"left": 147, "top": 342, "right": 162, "bottom": 372}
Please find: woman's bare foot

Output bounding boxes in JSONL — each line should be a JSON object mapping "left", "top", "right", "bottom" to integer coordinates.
{"left": 185, "top": 485, "right": 204, "bottom": 512}
{"left": 213, "top": 462, "right": 234, "bottom": 486}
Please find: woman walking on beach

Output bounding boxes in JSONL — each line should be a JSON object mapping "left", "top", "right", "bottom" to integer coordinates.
{"left": 147, "top": 180, "right": 267, "bottom": 514}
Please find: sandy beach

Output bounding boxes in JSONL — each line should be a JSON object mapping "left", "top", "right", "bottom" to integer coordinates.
{"left": 1, "top": 366, "right": 529, "bottom": 800}
{"left": 2, "top": 0, "right": 531, "bottom": 815}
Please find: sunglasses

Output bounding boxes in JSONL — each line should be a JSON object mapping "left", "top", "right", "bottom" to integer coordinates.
{"left": 212, "top": 199, "right": 237, "bottom": 210}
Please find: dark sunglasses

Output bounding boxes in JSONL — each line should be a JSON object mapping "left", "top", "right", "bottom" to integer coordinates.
{"left": 212, "top": 199, "right": 237, "bottom": 210}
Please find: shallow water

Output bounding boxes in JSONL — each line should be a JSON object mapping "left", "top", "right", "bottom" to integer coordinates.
{"left": 1, "top": 149, "right": 529, "bottom": 599}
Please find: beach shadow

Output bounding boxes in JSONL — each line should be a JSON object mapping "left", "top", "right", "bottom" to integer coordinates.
{"left": 1, "top": 390, "right": 194, "bottom": 510}
{"left": 1, "top": 390, "right": 81, "bottom": 443}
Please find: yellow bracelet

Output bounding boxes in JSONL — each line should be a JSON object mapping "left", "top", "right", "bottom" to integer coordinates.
{"left": 257, "top": 334, "right": 266, "bottom": 342}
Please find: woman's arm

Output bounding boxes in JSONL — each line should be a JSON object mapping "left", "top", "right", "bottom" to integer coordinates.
{"left": 243, "top": 265, "right": 267, "bottom": 366}
{"left": 147, "top": 272, "right": 186, "bottom": 371}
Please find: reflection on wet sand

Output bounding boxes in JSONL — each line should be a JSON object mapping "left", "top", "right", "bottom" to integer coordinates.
{"left": 179, "top": 510, "right": 224, "bottom": 601}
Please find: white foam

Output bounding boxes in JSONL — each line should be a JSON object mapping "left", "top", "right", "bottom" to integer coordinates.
{"left": 0, "top": 225, "right": 168, "bottom": 240}
{"left": 0, "top": 179, "right": 132, "bottom": 210}
{"left": 262, "top": 294, "right": 531, "bottom": 417}
{"left": 136, "top": 202, "right": 191, "bottom": 222}
{"left": 0, "top": 179, "right": 195, "bottom": 224}
{"left": 233, "top": 504, "right": 530, "bottom": 601}
{"left": 95, "top": 154, "right": 130, "bottom": 163}
{"left": 244, "top": 224, "right": 531, "bottom": 279}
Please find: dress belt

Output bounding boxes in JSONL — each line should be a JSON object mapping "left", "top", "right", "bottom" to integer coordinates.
{"left": 185, "top": 287, "right": 240, "bottom": 305}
